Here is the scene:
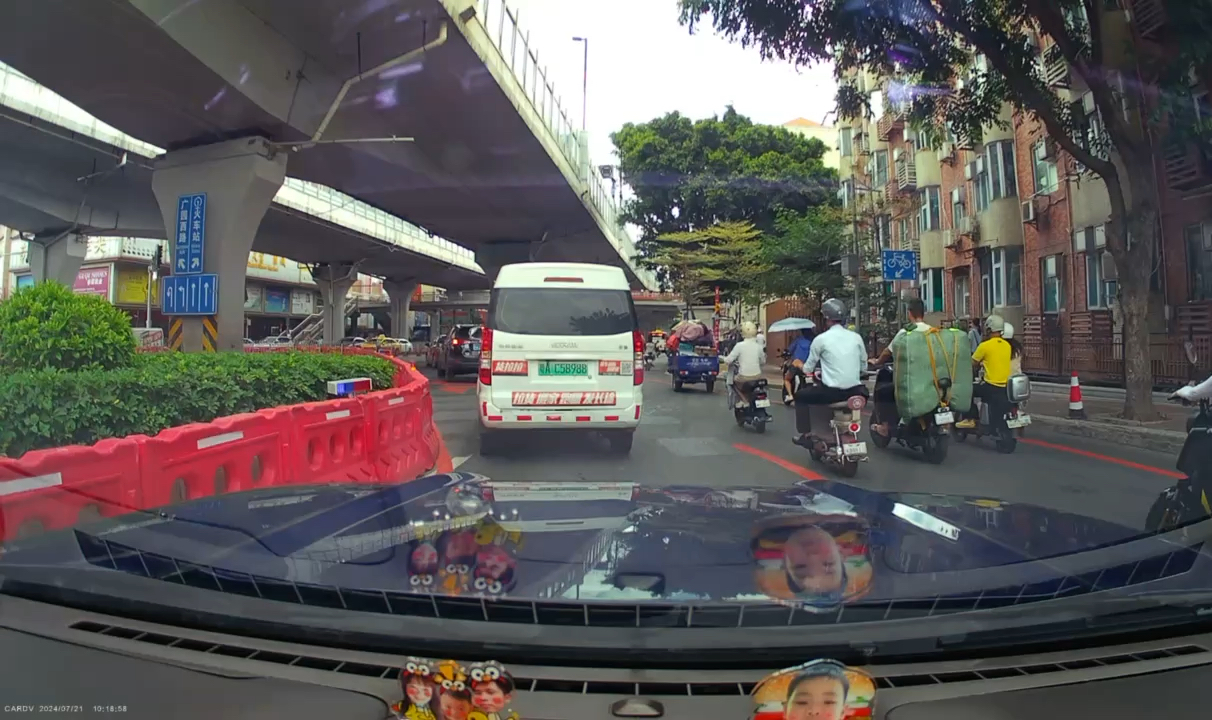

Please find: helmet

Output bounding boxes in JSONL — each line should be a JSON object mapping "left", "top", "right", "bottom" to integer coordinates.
{"left": 1002, "top": 322, "right": 1015, "bottom": 340}
{"left": 985, "top": 314, "right": 1005, "bottom": 334}
{"left": 821, "top": 298, "right": 848, "bottom": 323}
{"left": 740, "top": 321, "right": 758, "bottom": 339}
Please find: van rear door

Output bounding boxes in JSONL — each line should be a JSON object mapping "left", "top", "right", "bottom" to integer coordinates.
{"left": 484, "top": 286, "right": 640, "bottom": 410}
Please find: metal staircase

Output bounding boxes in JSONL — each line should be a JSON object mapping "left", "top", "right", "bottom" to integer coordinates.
{"left": 289, "top": 296, "right": 359, "bottom": 345}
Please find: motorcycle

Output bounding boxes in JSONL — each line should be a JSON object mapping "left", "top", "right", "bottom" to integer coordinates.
{"left": 643, "top": 350, "right": 656, "bottom": 371}
{"left": 726, "top": 362, "right": 773, "bottom": 433}
{"left": 954, "top": 375, "right": 1032, "bottom": 453}
{"left": 780, "top": 348, "right": 805, "bottom": 406}
{"left": 867, "top": 364, "right": 952, "bottom": 464}
{"left": 801, "top": 372, "right": 868, "bottom": 478}
{"left": 1146, "top": 341, "right": 1212, "bottom": 531}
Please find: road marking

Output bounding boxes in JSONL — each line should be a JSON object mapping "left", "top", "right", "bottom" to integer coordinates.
{"left": 733, "top": 443, "right": 824, "bottom": 481}
{"left": 452, "top": 456, "right": 470, "bottom": 469}
{"left": 1021, "top": 438, "right": 1184, "bottom": 478}
{"left": 436, "top": 382, "right": 476, "bottom": 394}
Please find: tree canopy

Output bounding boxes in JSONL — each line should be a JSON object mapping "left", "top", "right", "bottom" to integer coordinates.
{"left": 611, "top": 106, "right": 837, "bottom": 283}
{"left": 650, "top": 220, "right": 766, "bottom": 306}
{"left": 677, "top": 0, "right": 1212, "bottom": 419}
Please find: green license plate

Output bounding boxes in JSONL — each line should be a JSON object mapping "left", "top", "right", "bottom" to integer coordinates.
{"left": 539, "top": 361, "right": 588, "bottom": 376}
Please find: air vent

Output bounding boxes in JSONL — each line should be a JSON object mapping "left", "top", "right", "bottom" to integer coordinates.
{"left": 69, "top": 620, "right": 1206, "bottom": 696}
{"left": 70, "top": 621, "right": 399, "bottom": 680}
{"left": 72, "top": 530, "right": 1202, "bottom": 629}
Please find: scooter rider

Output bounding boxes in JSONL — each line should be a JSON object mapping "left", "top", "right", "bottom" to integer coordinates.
{"left": 956, "top": 314, "right": 1011, "bottom": 429}
{"left": 792, "top": 298, "right": 869, "bottom": 448}
{"left": 868, "top": 298, "right": 932, "bottom": 437}
{"left": 1171, "top": 374, "right": 1212, "bottom": 483}
{"left": 723, "top": 321, "right": 766, "bottom": 407}
{"left": 783, "top": 327, "right": 815, "bottom": 406}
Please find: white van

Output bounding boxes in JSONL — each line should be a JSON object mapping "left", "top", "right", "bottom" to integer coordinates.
{"left": 477, "top": 262, "right": 643, "bottom": 455}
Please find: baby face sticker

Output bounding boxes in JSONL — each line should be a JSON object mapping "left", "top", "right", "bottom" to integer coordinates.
{"left": 467, "top": 661, "right": 519, "bottom": 720}
{"left": 751, "top": 660, "right": 875, "bottom": 720}
{"left": 394, "top": 658, "right": 520, "bottom": 720}
{"left": 751, "top": 514, "right": 873, "bottom": 610}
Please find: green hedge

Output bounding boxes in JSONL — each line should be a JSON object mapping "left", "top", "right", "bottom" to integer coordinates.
{"left": 0, "top": 351, "right": 395, "bottom": 458}
{"left": 0, "top": 281, "right": 137, "bottom": 372}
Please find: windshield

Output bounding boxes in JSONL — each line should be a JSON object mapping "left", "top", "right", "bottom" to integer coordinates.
{"left": 2, "top": 0, "right": 1212, "bottom": 712}
{"left": 489, "top": 288, "right": 637, "bottom": 335}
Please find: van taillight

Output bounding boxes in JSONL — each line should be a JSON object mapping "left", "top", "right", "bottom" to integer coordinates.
{"left": 632, "top": 330, "right": 644, "bottom": 385}
{"left": 479, "top": 328, "right": 494, "bottom": 385}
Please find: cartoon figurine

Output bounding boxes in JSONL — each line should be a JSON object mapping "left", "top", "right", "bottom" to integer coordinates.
{"left": 471, "top": 544, "right": 517, "bottom": 598}
{"left": 466, "top": 661, "right": 519, "bottom": 720}
{"left": 434, "top": 660, "right": 473, "bottom": 720}
{"left": 437, "top": 530, "right": 478, "bottom": 595}
{"left": 392, "top": 657, "right": 439, "bottom": 720}
{"left": 408, "top": 541, "right": 439, "bottom": 591}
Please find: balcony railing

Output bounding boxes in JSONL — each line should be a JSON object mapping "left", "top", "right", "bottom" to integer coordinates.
{"left": 896, "top": 155, "right": 917, "bottom": 191}
{"left": 1164, "top": 142, "right": 1212, "bottom": 192}
{"left": 876, "top": 107, "right": 905, "bottom": 141}
{"left": 1129, "top": 0, "right": 1167, "bottom": 40}
{"left": 1041, "top": 54, "right": 1070, "bottom": 88}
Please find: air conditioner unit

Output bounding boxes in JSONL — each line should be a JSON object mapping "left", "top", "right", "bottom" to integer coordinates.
{"left": 965, "top": 162, "right": 974, "bottom": 180}
{"left": 940, "top": 141, "right": 953, "bottom": 157}
{"left": 943, "top": 230, "right": 954, "bottom": 247}
{"left": 957, "top": 216, "right": 973, "bottom": 235}
{"left": 893, "top": 148, "right": 903, "bottom": 161}
{"left": 1021, "top": 199, "right": 1037, "bottom": 224}
{"left": 1081, "top": 92, "right": 1096, "bottom": 115}
{"left": 975, "top": 157, "right": 986, "bottom": 174}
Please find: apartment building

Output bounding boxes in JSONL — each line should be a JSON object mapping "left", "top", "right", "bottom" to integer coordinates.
{"left": 834, "top": 2, "right": 1212, "bottom": 381}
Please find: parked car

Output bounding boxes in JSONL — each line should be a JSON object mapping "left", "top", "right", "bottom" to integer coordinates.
{"left": 425, "top": 334, "right": 447, "bottom": 368}
{"left": 437, "top": 325, "right": 483, "bottom": 379}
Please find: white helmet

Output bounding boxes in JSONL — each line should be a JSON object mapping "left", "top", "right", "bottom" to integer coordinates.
{"left": 821, "top": 298, "right": 848, "bottom": 323}
{"left": 1002, "top": 322, "right": 1015, "bottom": 340}
{"left": 740, "top": 321, "right": 758, "bottom": 339}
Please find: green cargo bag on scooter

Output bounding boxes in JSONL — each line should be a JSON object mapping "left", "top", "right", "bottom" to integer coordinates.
{"left": 890, "top": 326, "right": 973, "bottom": 419}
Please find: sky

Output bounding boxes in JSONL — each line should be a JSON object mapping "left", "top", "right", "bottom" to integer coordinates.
{"left": 496, "top": 0, "right": 839, "bottom": 170}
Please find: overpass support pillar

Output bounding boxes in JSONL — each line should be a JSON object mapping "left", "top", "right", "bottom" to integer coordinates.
{"left": 151, "top": 137, "right": 286, "bottom": 352}
{"left": 28, "top": 231, "right": 87, "bottom": 287}
{"left": 475, "top": 240, "right": 537, "bottom": 278}
{"left": 310, "top": 263, "right": 357, "bottom": 346}
{"left": 382, "top": 279, "right": 418, "bottom": 338}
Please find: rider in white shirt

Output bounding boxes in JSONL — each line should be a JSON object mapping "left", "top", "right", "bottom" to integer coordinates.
{"left": 1173, "top": 375, "right": 1212, "bottom": 403}
{"left": 792, "top": 298, "right": 869, "bottom": 446}
{"left": 723, "top": 321, "right": 766, "bottom": 406}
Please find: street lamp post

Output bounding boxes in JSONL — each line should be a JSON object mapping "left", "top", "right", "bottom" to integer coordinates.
{"left": 572, "top": 36, "right": 588, "bottom": 132}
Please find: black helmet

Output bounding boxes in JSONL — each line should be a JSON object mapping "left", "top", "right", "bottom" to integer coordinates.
{"left": 821, "top": 298, "right": 848, "bottom": 323}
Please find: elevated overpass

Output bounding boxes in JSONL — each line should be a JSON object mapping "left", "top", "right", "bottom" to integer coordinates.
{"left": 0, "top": 0, "right": 654, "bottom": 288}
{"left": 0, "top": 60, "right": 487, "bottom": 345}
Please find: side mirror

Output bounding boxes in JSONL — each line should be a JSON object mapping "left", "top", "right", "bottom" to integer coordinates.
{"left": 1184, "top": 340, "right": 1198, "bottom": 367}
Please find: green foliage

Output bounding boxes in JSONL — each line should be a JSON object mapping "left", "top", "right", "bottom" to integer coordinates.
{"left": 751, "top": 207, "right": 850, "bottom": 300}
{"left": 652, "top": 221, "right": 767, "bottom": 304}
{"left": 0, "top": 351, "right": 395, "bottom": 458}
{"left": 0, "top": 281, "right": 137, "bottom": 372}
{"left": 611, "top": 107, "right": 837, "bottom": 285}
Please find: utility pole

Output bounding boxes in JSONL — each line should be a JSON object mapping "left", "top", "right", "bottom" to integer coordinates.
{"left": 572, "top": 37, "right": 588, "bottom": 131}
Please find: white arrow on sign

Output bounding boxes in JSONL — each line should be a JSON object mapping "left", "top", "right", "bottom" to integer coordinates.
{"left": 191, "top": 256, "right": 200, "bottom": 270}
{"left": 177, "top": 284, "right": 186, "bottom": 308}
{"left": 202, "top": 277, "right": 213, "bottom": 311}
{"left": 189, "top": 279, "right": 198, "bottom": 312}
{"left": 177, "top": 258, "right": 186, "bottom": 271}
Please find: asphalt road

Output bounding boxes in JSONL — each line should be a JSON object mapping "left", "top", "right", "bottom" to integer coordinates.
{"left": 421, "top": 361, "right": 1182, "bottom": 531}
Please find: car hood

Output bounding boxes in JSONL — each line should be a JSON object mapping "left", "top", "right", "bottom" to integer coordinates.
{"left": 0, "top": 472, "right": 1160, "bottom": 612}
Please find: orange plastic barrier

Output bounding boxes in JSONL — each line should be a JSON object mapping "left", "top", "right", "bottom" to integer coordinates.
{"left": 1, "top": 350, "right": 440, "bottom": 543}
{"left": 0, "top": 438, "right": 144, "bottom": 541}
{"left": 287, "top": 396, "right": 377, "bottom": 484}
{"left": 138, "top": 407, "right": 294, "bottom": 509}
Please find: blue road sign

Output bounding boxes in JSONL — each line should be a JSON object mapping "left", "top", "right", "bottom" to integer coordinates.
{"left": 161, "top": 273, "right": 218, "bottom": 315}
{"left": 173, "top": 193, "right": 207, "bottom": 275}
{"left": 881, "top": 249, "right": 918, "bottom": 282}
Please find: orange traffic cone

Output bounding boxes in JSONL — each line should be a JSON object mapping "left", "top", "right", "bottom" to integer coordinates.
{"left": 1068, "top": 371, "right": 1086, "bottom": 419}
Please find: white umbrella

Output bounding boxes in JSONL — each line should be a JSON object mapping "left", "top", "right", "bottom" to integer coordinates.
{"left": 767, "top": 317, "right": 816, "bottom": 333}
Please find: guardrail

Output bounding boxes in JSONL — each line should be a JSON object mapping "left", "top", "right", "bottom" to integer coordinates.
{"left": 0, "top": 348, "right": 441, "bottom": 543}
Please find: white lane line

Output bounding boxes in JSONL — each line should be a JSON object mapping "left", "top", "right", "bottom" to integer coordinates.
{"left": 452, "top": 456, "right": 471, "bottom": 469}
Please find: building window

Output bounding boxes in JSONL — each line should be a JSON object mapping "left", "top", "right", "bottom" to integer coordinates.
{"left": 839, "top": 127, "right": 853, "bottom": 157}
{"left": 839, "top": 180, "right": 853, "bottom": 209}
{"left": 1075, "top": 225, "right": 1112, "bottom": 308}
{"left": 918, "top": 186, "right": 941, "bottom": 232}
{"left": 1185, "top": 222, "right": 1212, "bottom": 301}
{"left": 954, "top": 274, "right": 971, "bottom": 318}
{"left": 921, "top": 268, "right": 944, "bottom": 313}
{"left": 950, "top": 187, "right": 966, "bottom": 228}
{"left": 980, "top": 247, "right": 1023, "bottom": 310}
{"left": 972, "top": 158, "right": 991, "bottom": 213}
{"left": 984, "top": 140, "right": 1018, "bottom": 201}
{"left": 872, "top": 150, "right": 890, "bottom": 186}
{"left": 897, "top": 217, "right": 915, "bottom": 250}
{"left": 874, "top": 214, "right": 891, "bottom": 252}
{"left": 1032, "top": 140, "right": 1059, "bottom": 194}
{"left": 1041, "top": 254, "right": 1064, "bottom": 312}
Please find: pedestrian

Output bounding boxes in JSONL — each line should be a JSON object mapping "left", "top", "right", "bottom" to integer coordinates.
{"left": 966, "top": 318, "right": 982, "bottom": 353}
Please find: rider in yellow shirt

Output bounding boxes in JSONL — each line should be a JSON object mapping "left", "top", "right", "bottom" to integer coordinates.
{"left": 957, "top": 314, "right": 1011, "bottom": 429}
